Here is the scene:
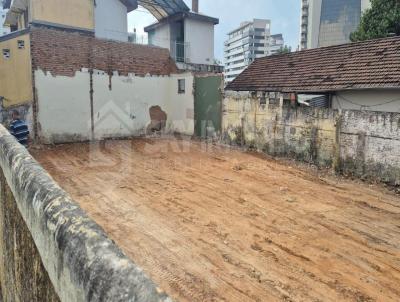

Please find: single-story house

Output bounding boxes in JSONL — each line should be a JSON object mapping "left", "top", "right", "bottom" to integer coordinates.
{"left": 226, "top": 36, "right": 400, "bottom": 113}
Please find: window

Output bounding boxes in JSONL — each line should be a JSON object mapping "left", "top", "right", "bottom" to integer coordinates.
{"left": 2, "top": 49, "right": 10, "bottom": 59}
{"left": 269, "top": 92, "right": 279, "bottom": 105}
{"left": 178, "top": 79, "right": 185, "bottom": 94}
{"left": 17, "top": 40, "right": 25, "bottom": 49}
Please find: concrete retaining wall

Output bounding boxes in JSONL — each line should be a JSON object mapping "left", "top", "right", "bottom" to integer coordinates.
{"left": 223, "top": 92, "right": 400, "bottom": 185}
{"left": 0, "top": 124, "right": 173, "bottom": 302}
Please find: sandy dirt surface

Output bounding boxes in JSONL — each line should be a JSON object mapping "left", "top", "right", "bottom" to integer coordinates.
{"left": 32, "top": 138, "right": 400, "bottom": 302}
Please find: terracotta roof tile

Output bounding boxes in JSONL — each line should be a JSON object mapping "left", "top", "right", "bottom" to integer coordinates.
{"left": 226, "top": 36, "right": 400, "bottom": 93}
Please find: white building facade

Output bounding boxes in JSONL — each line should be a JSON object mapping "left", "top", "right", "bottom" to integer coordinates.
{"left": 145, "top": 12, "right": 219, "bottom": 71}
{"left": 224, "top": 19, "right": 284, "bottom": 84}
{"left": 301, "top": 0, "right": 371, "bottom": 50}
{"left": 0, "top": 6, "right": 10, "bottom": 37}
{"left": 94, "top": 0, "right": 130, "bottom": 42}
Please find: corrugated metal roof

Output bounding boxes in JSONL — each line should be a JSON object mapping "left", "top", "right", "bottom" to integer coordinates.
{"left": 226, "top": 36, "right": 400, "bottom": 93}
{"left": 3, "top": 0, "right": 189, "bottom": 18}
{"left": 138, "top": 0, "right": 189, "bottom": 20}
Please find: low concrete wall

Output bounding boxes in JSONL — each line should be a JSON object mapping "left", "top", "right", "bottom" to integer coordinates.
{"left": 0, "top": 169, "right": 60, "bottom": 302}
{"left": 223, "top": 92, "right": 400, "bottom": 185}
{"left": 223, "top": 92, "right": 337, "bottom": 167}
{"left": 340, "top": 110, "right": 400, "bottom": 184}
{"left": 0, "top": 124, "right": 173, "bottom": 302}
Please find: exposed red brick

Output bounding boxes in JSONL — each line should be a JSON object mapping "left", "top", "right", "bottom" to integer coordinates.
{"left": 30, "top": 27, "right": 178, "bottom": 77}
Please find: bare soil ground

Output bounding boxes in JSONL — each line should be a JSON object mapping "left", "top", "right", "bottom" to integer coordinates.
{"left": 32, "top": 138, "right": 400, "bottom": 302}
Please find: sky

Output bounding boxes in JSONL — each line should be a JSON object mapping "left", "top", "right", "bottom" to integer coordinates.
{"left": 127, "top": 0, "right": 301, "bottom": 61}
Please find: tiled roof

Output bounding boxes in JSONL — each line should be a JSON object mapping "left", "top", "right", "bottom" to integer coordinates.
{"left": 226, "top": 36, "right": 400, "bottom": 93}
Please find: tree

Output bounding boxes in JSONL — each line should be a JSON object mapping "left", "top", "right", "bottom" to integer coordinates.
{"left": 350, "top": 0, "right": 400, "bottom": 42}
{"left": 277, "top": 45, "right": 292, "bottom": 54}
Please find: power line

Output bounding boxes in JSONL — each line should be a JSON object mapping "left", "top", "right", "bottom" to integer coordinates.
{"left": 337, "top": 94, "right": 400, "bottom": 108}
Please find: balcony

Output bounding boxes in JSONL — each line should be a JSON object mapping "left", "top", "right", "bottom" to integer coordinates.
{"left": 171, "top": 41, "right": 190, "bottom": 63}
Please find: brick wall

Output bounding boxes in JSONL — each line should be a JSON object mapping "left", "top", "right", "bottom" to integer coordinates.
{"left": 30, "top": 27, "right": 178, "bottom": 77}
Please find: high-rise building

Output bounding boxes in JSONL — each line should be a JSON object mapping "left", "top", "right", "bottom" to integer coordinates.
{"left": 0, "top": 5, "right": 10, "bottom": 37}
{"left": 270, "top": 34, "right": 285, "bottom": 55}
{"left": 224, "top": 19, "right": 284, "bottom": 84}
{"left": 300, "top": 0, "right": 371, "bottom": 50}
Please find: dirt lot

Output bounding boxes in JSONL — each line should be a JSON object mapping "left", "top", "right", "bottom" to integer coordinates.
{"left": 32, "top": 138, "right": 400, "bottom": 302}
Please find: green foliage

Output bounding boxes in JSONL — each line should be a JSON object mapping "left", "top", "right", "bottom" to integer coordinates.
{"left": 277, "top": 45, "right": 292, "bottom": 54}
{"left": 350, "top": 0, "right": 400, "bottom": 41}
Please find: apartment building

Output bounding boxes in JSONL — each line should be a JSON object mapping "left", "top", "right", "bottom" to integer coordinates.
{"left": 301, "top": 0, "right": 371, "bottom": 49}
{"left": 224, "top": 19, "right": 284, "bottom": 84}
{"left": 269, "top": 34, "right": 284, "bottom": 55}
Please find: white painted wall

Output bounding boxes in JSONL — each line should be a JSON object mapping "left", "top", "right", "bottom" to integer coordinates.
{"left": 184, "top": 18, "right": 214, "bottom": 65}
{"left": 95, "top": 0, "right": 128, "bottom": 42}
{"left": 165, "top": 73, "right": 195, "bottom": 135}
{"left": 148, "top": 23, "right": 171, "bottom": 50}
{"left": 92, "top": 71, "right": 170, "bottom": 139}
{"left": 332, "top": 89, "right": 400, "bottom": 113}
{"left": 34, "top": 69, "right": 195, "bottom": 143}
{"left": 35, "top": 70, "right": 92, "bottom": 144}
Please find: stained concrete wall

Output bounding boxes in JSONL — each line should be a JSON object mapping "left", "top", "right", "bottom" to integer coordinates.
{"left": 339, "top": 110, "right": 400, "bottom": 184}
{"left": 0, "top": 169, "right": 60, "bottom": 302}
{"left": 223, "top": 92, "right": 400, "bottom": 185}
{"left": 0, "top": 124, "right": 173, "bottom": 302}
{"left": 34, "top": 69, "right": 195, "bottom": 143}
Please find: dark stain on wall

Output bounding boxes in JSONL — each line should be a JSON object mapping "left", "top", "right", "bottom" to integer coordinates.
{"left": 0, "top": 170, "right": 60, "bottom": 302}
{"left": 148, "top": 106, "right": 167, "bottom": 133}
{"left": 223, "top": 96, "right": 400, "bottom": 186}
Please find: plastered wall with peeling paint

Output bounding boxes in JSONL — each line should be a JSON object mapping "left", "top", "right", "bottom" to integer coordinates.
{"left": 35, "top": 69, "right": 195, "bottom": 144}
{"left": 223, "top": 92, "right": 400, "bottom": 185}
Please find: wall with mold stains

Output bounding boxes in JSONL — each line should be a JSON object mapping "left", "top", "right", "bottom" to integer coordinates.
{"left": 223, "top": 92, "right": 400, "bottom": 185}
{"left": 0, "top": 124, "right": 173, "bottom": 302}
{"left": 34, "top": 69, "right": 195, "bottom": 144}
{"left": 0, "top": 169, "right": 60, "bottom": 302}
{"left": 339, "top": 110, "right": 400, "bottom": 184}
{"left": 222, "top": 92, "right": 337, "bottom": 167}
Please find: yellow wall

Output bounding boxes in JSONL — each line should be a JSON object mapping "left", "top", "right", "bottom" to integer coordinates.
{"left": 31, "top": 0, "right": 94, "bottom": 30}
{"left": 0, "top": 34, "right": 33, "bottom": 108}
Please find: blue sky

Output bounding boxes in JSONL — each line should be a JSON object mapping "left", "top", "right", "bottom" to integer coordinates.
{"left": 127, "top": 0, "right": 301, "bottom": 61}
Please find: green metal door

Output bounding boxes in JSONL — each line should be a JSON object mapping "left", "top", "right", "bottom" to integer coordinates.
{"left": 194, "top": 75, "right": 222, "bottom": 138}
